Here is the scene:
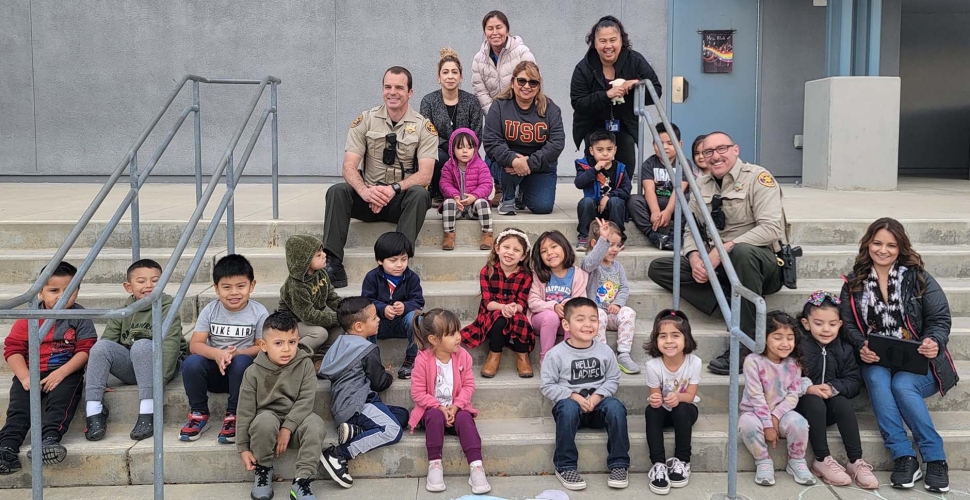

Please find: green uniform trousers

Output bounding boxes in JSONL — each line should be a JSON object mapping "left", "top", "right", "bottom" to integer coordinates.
{"left": 323, "top": 183, "right": 431, "bottom": 261}
{"left": 647, "top": 243, "right": 783, "bottom": 340}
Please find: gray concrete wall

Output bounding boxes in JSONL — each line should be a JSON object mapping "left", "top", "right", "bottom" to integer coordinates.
{"left": 897, "top": 0, "right": 970, "bottom": 177}
{"left": 758, "top": 0, "right": 827, "bottom": 179}
{"left": 880, "top": 0, "right": 902, "bottom": 77}
{"left": 0, "top": 0, "right": 668, "bottom": 179}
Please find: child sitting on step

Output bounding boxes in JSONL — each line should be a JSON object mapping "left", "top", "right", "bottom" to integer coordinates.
{"left": 84, "top": 259, "right": 187, "bottom": 443}
{"left": 237, "top": 311, "right": 326, "bottom": 500}
{"left": 278, "top": 235, "right": 343, "bottom": 353}
{"left": 318, "top": 297, "right": 409, "bottom": 490}
{"left": 574, "top": 130, "right": 631, "bottom": 249}
{"left": 439, "top": 128, "right": 494, "bottom": 251}
{"left": 461, "top": 227, "right": 535, "bottom": 378}
{"left": 408, "top": 309, "right": 491, "bottom": 494}
{"left": 528, "top": 230, "right": 588, "bottom": 365}
{"left": 0, "top": 262, "right": 97, "bottom": 473}
{"left": 739, "top": 311, "right": 815, "bottom": 487}
{"left": 581, "top": 218, "right": 639, "bottom": 375}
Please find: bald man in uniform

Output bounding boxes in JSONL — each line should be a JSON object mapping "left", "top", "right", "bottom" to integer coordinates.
{"left": 323, "top": 66, "right": 438, "bottom": 288}
{"left": 647, "top": 131, "right": 785, "bottom": 374}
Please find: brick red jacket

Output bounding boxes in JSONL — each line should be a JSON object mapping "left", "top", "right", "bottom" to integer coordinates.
{"left": 4, "top": 304, "right": 97, "bottom": 372}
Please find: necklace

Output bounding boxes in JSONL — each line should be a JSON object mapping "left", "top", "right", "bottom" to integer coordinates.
{"left": 447, "top": 105, "right": 457, "bottom": 127}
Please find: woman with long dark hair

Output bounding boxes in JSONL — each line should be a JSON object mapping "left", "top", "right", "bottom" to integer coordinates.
{"left": 839, "top": 217, "right": 956, "bottom": 492}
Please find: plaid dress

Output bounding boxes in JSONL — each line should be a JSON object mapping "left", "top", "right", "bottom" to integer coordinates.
{"left": 461, "top": 263, "right": 535, "bottom": 352}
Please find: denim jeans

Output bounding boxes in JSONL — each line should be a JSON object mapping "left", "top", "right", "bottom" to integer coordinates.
{"left": 369, "top": 310, "right": 417, "bottom": 358}
{"left": 500, "top": 167, "right": 557, "bottom": 215}
{"left": 551, "top": 396, "right": 630, "bottom": 471}
{"left": 861, "top": 363, "right": 945, "bottom": 462}
{"left": 181, "top": 353, "right": 255, "bottom": 414}
{"left": 577, "top": 196, "right": 627, "bottom": 238}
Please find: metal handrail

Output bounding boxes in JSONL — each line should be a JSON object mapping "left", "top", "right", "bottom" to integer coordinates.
{"left": 0, "top": 74, "right": 281, "bottom": 500}
{"left": 634, "top": 81, "right": 767, "bottom": 500}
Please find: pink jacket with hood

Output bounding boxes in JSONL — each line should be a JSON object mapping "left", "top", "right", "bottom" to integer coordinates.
{"left": 408, "top": 346, "right": 479, "bottom": 432}
{"left": 439, "top": 127, "right": 494, "bottom": 202}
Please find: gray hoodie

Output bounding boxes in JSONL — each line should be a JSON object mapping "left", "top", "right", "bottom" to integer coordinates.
{"left": 581, "top": 237, "right": 631, "bottom": 308}
{"left": 540, "top": 339, "right": 620, "bottom": 403}
{"left": 317, "top": 334, "right": 393, "bottom": 424}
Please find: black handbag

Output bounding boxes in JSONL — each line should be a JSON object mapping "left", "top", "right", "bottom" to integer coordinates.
{"left": 775, "top": 200, "right": 801, "bottom": 289}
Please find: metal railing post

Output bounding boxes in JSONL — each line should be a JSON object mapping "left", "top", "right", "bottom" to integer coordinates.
{"left": 130, "top": 152, "right": 140, "bottom": 261}
{"left": 672, "top": 146, "right": 682, "bottom": 310}
{"left": 227, "top": 151, "right": 235, "bottom": 254}
{"left": 728, "top": 291, "right": 743, "bottom": 500}
{"left": 193, "top": 81, "right": 203, "bottom": 205}
{"left": 271, "top": 82, "right": 279, "bottom": 220}
{"left": 151, "top": 297, "right": 165, "bottom": 499}
{"left": 27, "top": 303, "right": 42, "bottom": 500}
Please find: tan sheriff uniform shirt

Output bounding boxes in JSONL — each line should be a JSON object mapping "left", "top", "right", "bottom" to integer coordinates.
{"left": 682, "top": 159, "right": 784, "bottom": 256}
{"left": 345, "top": 104, "right": 438, "bottom": 186}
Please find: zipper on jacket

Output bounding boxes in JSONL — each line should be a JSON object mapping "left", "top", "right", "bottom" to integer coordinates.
{"left": 820, "top": 344, "right": 827, "bottom": 385}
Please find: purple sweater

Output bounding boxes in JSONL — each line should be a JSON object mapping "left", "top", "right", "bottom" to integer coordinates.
{"left": 439, "top": 127, "right": 493, "bottom": 201}
{"left": 739, "top": 353, "right": 803, "bottom": 428}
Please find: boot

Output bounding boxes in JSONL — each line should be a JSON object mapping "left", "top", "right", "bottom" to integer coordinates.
{"left": 481, "top": 351, "right": 501, "bottom": 378}
{"left": 490, "top": 185, "right": 503, "bottom": 208}
{"left": 479, "top": 232, "right": 494, "bottom": 250}
{"left": 325, "top": 254, "right": 348, "bottom": 288}
{"left": 516, "top": 352, "right": 533, "bottom": 378}
{"left": 442, "top": 231, "right": 456, "bottom": 251}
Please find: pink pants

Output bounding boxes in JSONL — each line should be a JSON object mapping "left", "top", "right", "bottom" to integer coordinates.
{"left": 533, "top": 310, "right": 569, "bottom": 364}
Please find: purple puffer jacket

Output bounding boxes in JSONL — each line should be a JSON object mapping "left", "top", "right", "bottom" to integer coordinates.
{"left": 439, "top": 127, "right": 494, "bottom": 202}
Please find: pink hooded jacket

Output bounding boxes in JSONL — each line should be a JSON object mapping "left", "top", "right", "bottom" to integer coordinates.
{"left": 439, "top": 127, "right": 494, "bottom": 202}
{"left": 408, "top": 346, "right": 479, "bottom": 432}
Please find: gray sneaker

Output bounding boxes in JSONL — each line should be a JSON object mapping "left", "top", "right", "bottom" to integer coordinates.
{"left": 787, "top": 458, "right": 817, "bottom": 485}
{"left": 616, "top": 352, "right": 641, "bottom": 374}
{"left": 754, "top": 459, "right": 775, "bottom": 486}
{"left": 290, "top": 477, "right": 316, "bottom": 500}
{"left": 251, "top": 464, "right": 274, "bottom": 500}
{"left": 497, "top": 200, "right": 517, "bottom": 216}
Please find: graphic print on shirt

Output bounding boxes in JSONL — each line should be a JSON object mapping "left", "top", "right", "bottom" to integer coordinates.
{"left": 653, "top": 166, "right": 675, "bottom": 197}
{"left": 47, "top": 328, "right": 78, "bottom": 369}
{"left": 545, "top": 284, "right": 572, "bottom": 303}
{"left": 209, "top": 322, "right": 256, "bottom": 341}
{"left": 597, "top": 171, "right": 613, "bottom": 196}
{"left": 595, "top": 271, "right": 621, "bottom": 307}
{"left": 504, "top": 120, "right": 548, "bottom": 143}
{"left": 568, "top": 357, "right": 605, "bottom": 395}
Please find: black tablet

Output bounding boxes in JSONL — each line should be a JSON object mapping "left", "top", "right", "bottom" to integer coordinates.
{"left": 868, "top": 334, "right": 929, "bottom": 375}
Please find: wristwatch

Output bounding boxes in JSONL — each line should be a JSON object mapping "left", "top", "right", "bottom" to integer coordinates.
{"left": 391, "top": 182, "right": 402, "bottom": 194}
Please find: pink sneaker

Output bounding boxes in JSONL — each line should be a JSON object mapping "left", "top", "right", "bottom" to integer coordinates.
{"left": 846, "top": 459, "right": 879, "bottom": 489}
{"left": 811, "top": 456, "right": 851, "bottom": 486}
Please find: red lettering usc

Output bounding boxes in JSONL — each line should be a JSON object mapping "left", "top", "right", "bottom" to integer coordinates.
{"left": 504, "top": 120, "right": 548, "bottom": 144}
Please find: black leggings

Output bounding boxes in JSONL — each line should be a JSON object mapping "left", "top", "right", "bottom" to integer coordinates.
{"left": 487, "top": 317, "right": 529, "bottom": 353}
{"left": 645, "top": 403, "right": 698, "bottom": 464}
{"left": 794, "top": 394, "right": 862, "bottom": 461}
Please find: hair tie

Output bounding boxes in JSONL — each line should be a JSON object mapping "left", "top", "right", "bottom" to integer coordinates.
{"left": 496, "top": 228, "right": 531, "bottom": 249}
{"left": 670, "top": 311, "right": 677, "bottom": 316}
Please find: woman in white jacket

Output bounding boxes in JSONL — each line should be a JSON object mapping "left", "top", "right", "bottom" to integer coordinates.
{"left": 472, "top": 10, "right": 536, "bottom": 207}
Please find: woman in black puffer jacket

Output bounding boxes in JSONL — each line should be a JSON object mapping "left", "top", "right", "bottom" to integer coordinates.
{"left": 839, "top": 217, "right": 957, "bottom": 492}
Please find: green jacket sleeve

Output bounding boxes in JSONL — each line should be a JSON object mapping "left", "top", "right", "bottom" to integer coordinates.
{"left": 282, "top": 358, "right": 317, "bottom": 433}
{"left": 101, "top": 317, "right": 123, "bottom": 344}
{"left": 235, "top": 371, "right": 258, "bottom": 453}
{"left": 161, "top": 298, "right": 186, "bottom": 383}
{"left": 325, "top": 283, "right": 342, "bottom": 319}
{"left": 287, "top": 285, "right": 339, "bottom": 329}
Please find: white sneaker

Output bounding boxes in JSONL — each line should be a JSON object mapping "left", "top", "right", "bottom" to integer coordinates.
{"left": 468, "top": 462, "right": 491, "bottom": 494}
{"left": 787, "top": 458, "right": 817, "bottom": 485}
{"left": 425, "top": 459, "right": 446, "bottom": 492}
{"left": 754, "top": 459, "right": 775, "bottom": 486}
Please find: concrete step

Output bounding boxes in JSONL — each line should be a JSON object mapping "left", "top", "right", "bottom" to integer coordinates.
{"left": 4, "top": 358, "right": 968, "bottom": 430}
{"left": 4, "top": 218, "right": 970, "bottom": 251}
{"left": 3, "top": 411, "right": 970, "bottom": 488}
{"left": 231, "top": 244, "right": 970, "bottom": 285}
{"left": 0, "top": 248, "right": 215, "bottom": 285}
{"left": 198, "top": 278, "right": 970, "bottom": 323}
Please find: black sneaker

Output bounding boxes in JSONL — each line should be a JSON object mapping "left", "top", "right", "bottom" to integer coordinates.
{"left": 26, "top": 436, "right": 67, "bottom": 465}
{"left": 890, "top": 456, "right": 922, "bottom": 489}
{"left": 320, "top": 445, "right": 353, "bottom": 488}
{"left": 0, "top": 446, "right": 21, "bottom": 475}
{"left": 667, "top": 457, "right": 691, "bottom": 487}
{"left": 924, "top": 460, "right": 949, "bottom": 493}
{"left": 325, "top": 256, "right": 348, "bottom": 289}
{"left": 707, "top": 348, "right": 748, "bottom": 375}
{"left": 130, "top": 413, "right": 153, "bottom": 441}
{"left": 658, "top": 234, "right": 673, "bottom": 251}
{"left": 84, "top": 405, "right": 110, "bottom": 441}
{"left": 649, "top": 462, "right": 670, "bottom": 494}
{"left": 338, "top": 423, "right": 364, "bottom": 445}
{"left": 608, "top": 467, "right": 629, "bottom": 489}
{"left": 555, "top": 469, "right": 586, "bottom": 491}
{"left": 398, "top": 355, "right": 415, "bottom": 379}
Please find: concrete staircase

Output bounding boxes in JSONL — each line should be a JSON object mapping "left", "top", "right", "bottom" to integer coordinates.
{"left": 1, "top": 213, "right": 969, "bottom": 489}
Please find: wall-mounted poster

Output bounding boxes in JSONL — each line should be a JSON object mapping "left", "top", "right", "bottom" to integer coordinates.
{"left": 702, "top": 30, "right": 734, "bottom": 73}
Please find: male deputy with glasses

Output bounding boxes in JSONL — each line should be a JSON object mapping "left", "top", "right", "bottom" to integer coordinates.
{"left": 323, "top": 66, "right": 438, "bottom": 288}
{"left": 647, "top": 131, "right": 785, "bottom": 375}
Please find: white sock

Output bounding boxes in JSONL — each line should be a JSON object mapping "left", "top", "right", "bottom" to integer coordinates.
{"left": 470, "top": 460, "right": 483, "bottom": 470}
{"left": 139, "top": 399, "right": 153, "bottom": 414}
{"left": 86, "top": 401, "right": 103, "bottom": 416}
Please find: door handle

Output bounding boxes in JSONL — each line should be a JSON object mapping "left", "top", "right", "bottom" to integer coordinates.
{"left": 672, "top": 76, "right": 689, "bottom": 103}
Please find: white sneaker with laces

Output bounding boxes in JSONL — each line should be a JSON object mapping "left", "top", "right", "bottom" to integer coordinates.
{"left": 425, "top": 459, "right": 445, "bottom": 492}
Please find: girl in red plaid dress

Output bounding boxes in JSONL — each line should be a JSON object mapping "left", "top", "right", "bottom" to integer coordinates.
{"left": 461, "top": 228, "right": 535, "bottom": 378}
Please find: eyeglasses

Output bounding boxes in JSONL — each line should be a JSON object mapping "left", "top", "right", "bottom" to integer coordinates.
{"left": 807, "top": 290, "right": 841, "bottom": 306}
{"left": 515, "top": 77, "right": 541, "bottom": 88}
{"left": 701, "top": 144, "right": 735, "bottom": 158}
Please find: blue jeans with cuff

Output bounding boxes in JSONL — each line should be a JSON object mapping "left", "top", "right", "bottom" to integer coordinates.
{"left": 861, "top": 363, "right": 945, "bottom": 462}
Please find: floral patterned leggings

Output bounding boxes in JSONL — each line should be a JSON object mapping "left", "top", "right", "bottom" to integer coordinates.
{"left": 738, "top": 410, "right": 809, "bottom": 461}
{"left": 597, "top": 306, "right": 636, "bottom": 354}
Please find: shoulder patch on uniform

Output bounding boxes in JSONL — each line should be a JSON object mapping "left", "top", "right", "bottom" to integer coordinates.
{"left": 758, "top": 171, "right": 777, "bottom": 188}
{"left": 350, "top": 114, "right": 363, "bottom": 128}
{"left": 425, "top": 121, "right": 438, "bottom": 136}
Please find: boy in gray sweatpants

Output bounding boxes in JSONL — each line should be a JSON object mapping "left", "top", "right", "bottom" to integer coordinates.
{"left": 83, "top": 259, "right": 187, "bottom": 442}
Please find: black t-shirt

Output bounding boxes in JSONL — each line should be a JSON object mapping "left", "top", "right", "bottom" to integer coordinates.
{"left": 640, "top": 155, "right": 686, "bottom": 198}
